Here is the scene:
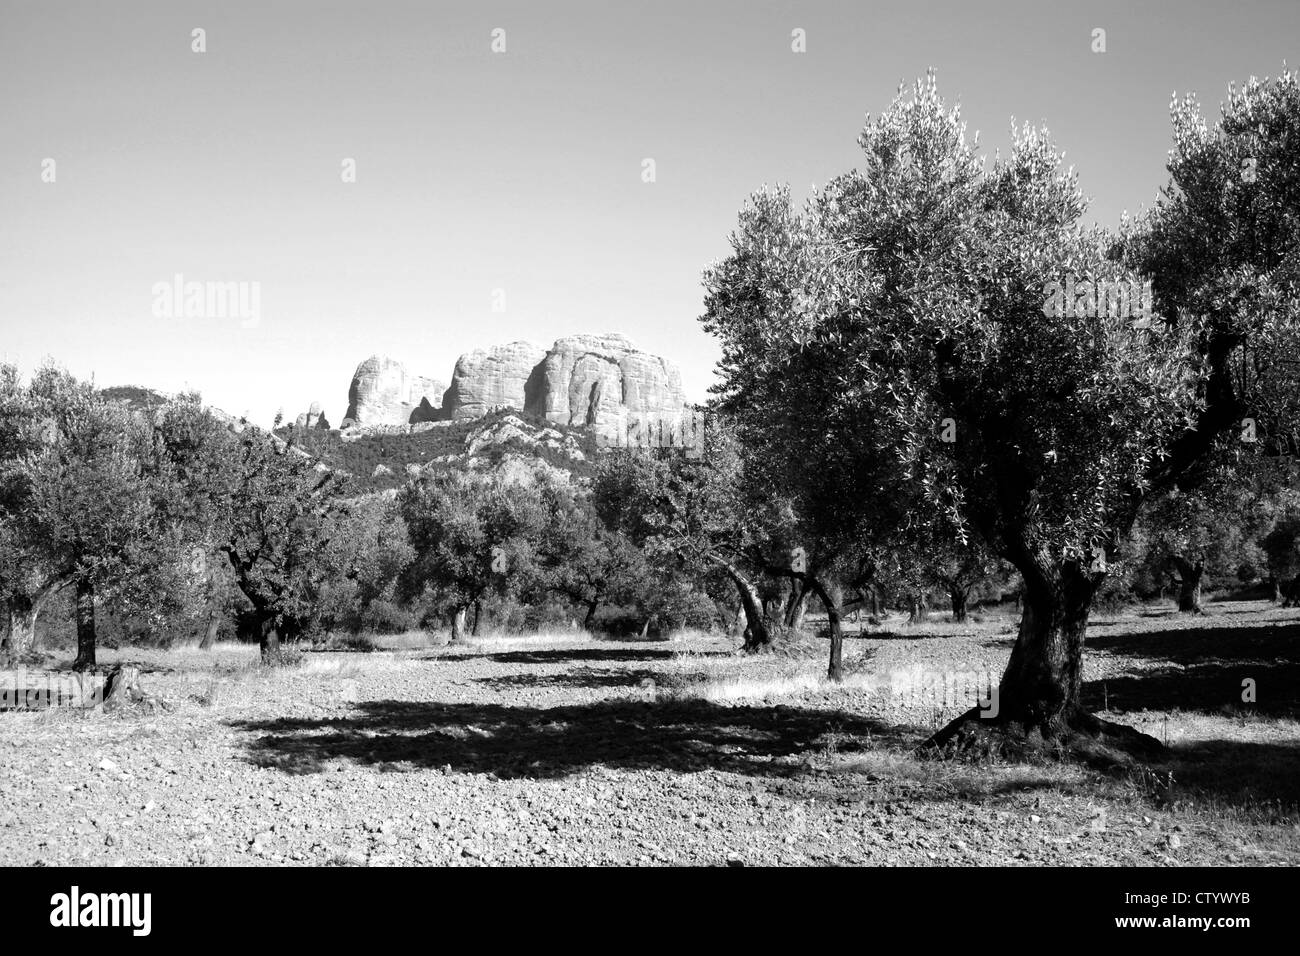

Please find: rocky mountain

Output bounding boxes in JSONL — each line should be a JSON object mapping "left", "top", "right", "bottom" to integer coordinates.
{"left": 98, "top": 331, "right": 689, "bottom": 495}
{"left": 337, "top": 334, "right": 688, "bottom": 435}
{"left": 524, "top": 333, "right": 686, "bottom": 427}
{"left": 443, "top": 341, "right": 547, "bottom": 420}
{"left": 295, "top": 400, "right": 330, "bottom": 430}
{"left": 341, "top": 355, "right": 444, "bottom": 428}
{"left": 286, "top": 408, "right": 597, "bottom": 492}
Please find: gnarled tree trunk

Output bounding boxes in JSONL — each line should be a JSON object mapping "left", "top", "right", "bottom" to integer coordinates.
{"left": 260, "top": 619, "right": 280, "bottom": 660}
{"left": 1171, "top": 556, "right": 1204, "bottom": 614}
{"left": 926, "top": 555, "right": 1161, "bottom": 758}
{"left": 807, "top": 578, "right": 844, "bottom": 681}
{"left": 583, "top": 598, "right": 599, "bottom": 630}
{"left": 907, "top": 591, "right": 927, "bottom": 624}
{"left": 4, "top": 600, "right": 40, "bottom": 662}
{"left": 782, "top": 580, "right": 808, "bottom": 629}
{"left": 790, "top": 595, "right": 807, "bottom": 630}
{"left": 950, "top": 587, "right": 968, "bottom": 623}
{"left": 199, "top": 611, "right": 221, "bottom": 650}
{"left": 450, "top": 606, "right": 468, "bottom": 643}
{"left": 1, "top": 581, "right": 62, "bottom": 662}
{"left": 706, "top": 554, "right": 770, "bottom": 650}
{"left": 72, "top": 579, "right": 96, "bottom": 671}
{"left": 994, "top": 573, "right": 1093, "bottom": 731}
{"left": 237, "top": 604, "right": 281, "bottom": 660}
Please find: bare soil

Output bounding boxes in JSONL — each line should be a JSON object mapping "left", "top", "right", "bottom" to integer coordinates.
{"left": 2, "top": 600, "right": 1297, "bottom": 866}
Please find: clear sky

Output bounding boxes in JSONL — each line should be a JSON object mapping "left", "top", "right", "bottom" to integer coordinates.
{"left": 1, "top": 0, "right": 1296, "bottom": 426}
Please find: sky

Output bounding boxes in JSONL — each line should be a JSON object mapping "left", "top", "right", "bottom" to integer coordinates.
{"left": 1, "top": 0, "right": 1296, "bottom": 426}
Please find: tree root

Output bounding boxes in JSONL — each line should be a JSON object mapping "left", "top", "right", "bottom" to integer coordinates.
{"left": 918, "top": 704, "right": 1165, "bottom": 771}
{"left": 741, "top": 623, "right": 809, "bottom": 655}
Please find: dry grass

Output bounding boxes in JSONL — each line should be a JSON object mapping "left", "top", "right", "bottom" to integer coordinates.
{"left": 454, "top": 630, "right": 593, "bottom": 654}
{"left": 837, "top": 747, "right": 1093, "bottom": 798}
{"left": 365, "top": 631, "right": 433, "bottom": 652}
{"left": 661, "top": 643, "right": 996, "bottom": 713}
{"left": 95, "top": 640, "right": 261, "bottom": 673}
{"left": 661, "top": 643, "right": 880, "bottom": 702}
{"left": 669, "top": 668, "right": 889, "bottom": 703}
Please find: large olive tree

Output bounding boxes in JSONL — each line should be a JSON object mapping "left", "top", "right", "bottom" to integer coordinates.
{"left": 702, "top": 71, "right": 1300, "bottom": 756}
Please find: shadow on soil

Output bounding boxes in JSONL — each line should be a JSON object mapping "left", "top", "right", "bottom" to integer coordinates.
{"left": 1080, "top": 616, "right": 1300, "bottom": 813}
{"left": 1160, "top": 738, "right": 1300, "bottom": 816}
{"left": 434, "top": 647, "right": 722, "bottom": 666}
{"left": 229, "top": 699, "right": 911, "bottom": 780}
{"left": 475, "top": 667, "right": 663, "bottom": 690}
{"left": 1086, "top": 620, "right": 1299, "bottom": 662}
{"left": 1082, "top": 621, "right": 1300, "bottom": 717}
{"left": 228, "top": 615, "right": 1300, "bottom": 815}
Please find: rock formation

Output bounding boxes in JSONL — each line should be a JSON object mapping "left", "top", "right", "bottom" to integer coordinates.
{"left": 441, "top": 341, "right": 548, "bottom": 420}
{"left": 463, "top": 414, "right": 587, "bottom": 461}
{"left": 342, "top": 356, "right": 444, "bottom": 428}
{"left": 338, "top": 334, "right": 688, "bottom": 435}
{"left": 524, "top": 334, "right": 686, "bottom": 428}
{"left": 295, "top": 401, "right": 330, "bottom": 430}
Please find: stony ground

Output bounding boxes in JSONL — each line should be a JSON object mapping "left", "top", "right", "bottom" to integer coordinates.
{"left": 2, "top": 600, "right": 1298, "bottom": 866}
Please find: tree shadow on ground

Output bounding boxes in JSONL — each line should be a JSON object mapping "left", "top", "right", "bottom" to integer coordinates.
{"left": 226, "top": 694, "right": 1300, "bottom": 816}
{"left": 1082, "top": 660, "right": 1300, "bottom": 718}
{"left": 477, "top": 648, "right": 716, "bottom": 666}
{"left": 1204, "top": 603, "right": 1285, "bottom": 617}
{"left": 979, "top": 637, "right": 1017, "bottom": 649}
{"left": 1162, "top": 738, "right": 1300, "bottom": 816}
{"left": 1076, "top": 618, "right": 1300, "bottom": 811}
{"left": 1080, "top": 621, "right": 1299, "bottom": 716}
{"left": 228, "top": 699, "right": 907, "bottom": 779}
{"left": 857, "top": 628, "right": 1008, "bottom": 642}
{"left": 590, "top": 632, "right": 679, "bottom": 645}
{"left": 1086, "top": 621, "right": 1299, "bottom": 665}
{"left": 475, "top": 667, "right": 663, "bottom": 690}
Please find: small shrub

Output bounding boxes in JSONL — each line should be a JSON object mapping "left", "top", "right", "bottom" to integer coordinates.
{"left": 361, "top": 600, "right": 416, "bottom": 634}
{"left": 1093, "top": 572, "right": 1135, "bottom": 612}
{"left": 260, "top": 645, "right": 305, "bottom": 668}
{"left": 314, "top": 632, "right": 378, "bottom": 652}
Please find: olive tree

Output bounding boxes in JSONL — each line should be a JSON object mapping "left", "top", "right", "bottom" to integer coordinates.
{"left": 591, "top": 421, "right": 780, "bottom": 650}
{"left": 702, "top": 71, "right": 1300, "bottom": 755}
{"left": 2, "top": 366, "right": 181, "bottom": 669}
{"left": 398, "top": 469, "right": 564, "bottom": 641}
